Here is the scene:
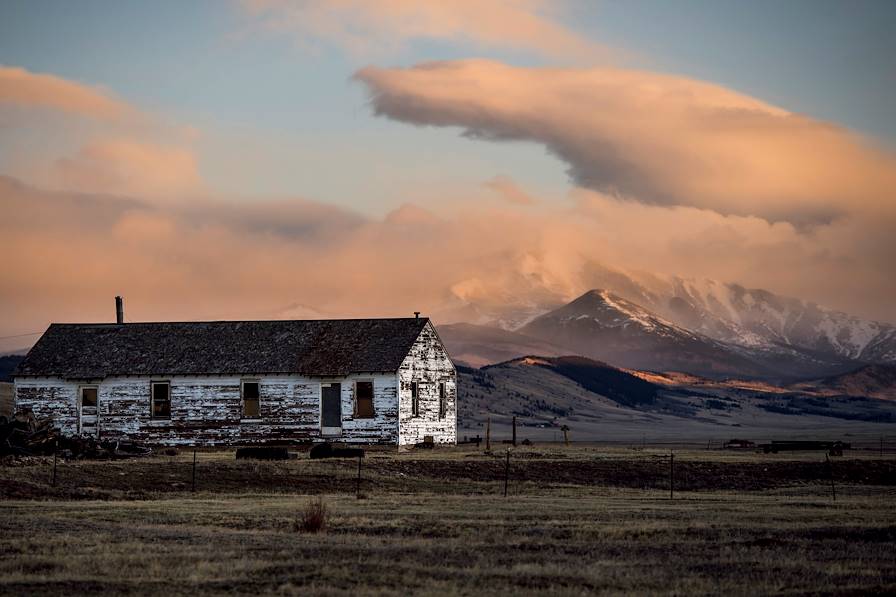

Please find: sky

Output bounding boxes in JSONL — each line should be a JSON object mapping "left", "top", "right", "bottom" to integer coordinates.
{"left": 1, "top": 0, "right": 895, "bottom": 351}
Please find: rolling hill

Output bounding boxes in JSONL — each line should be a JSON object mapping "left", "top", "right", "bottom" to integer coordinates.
{"left": 437, "top": 323, "right": 568, "bottom": 367}
{"left": 456, "top": 355, "right": 896, "bottom": 442}
{"left": 790, "top": 363, "right": 896, "bottom": 400}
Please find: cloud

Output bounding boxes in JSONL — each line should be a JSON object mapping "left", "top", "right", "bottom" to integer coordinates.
{"left": 1, "top": 175, "right": 893, "bottom": 354}
{"left": 0, "top": 65, "right": 202, "bottom": 199}
{"left": 242, "top": 0, "right": 606, "bottom": 62}
{"left": 0, "top": 65, "right": 133, "bottom": 121}
{"left": 355, "top": 60, "right": 896, "bottom": 224}
{"left": 484, "top": 175, "right": 536, "bottom": 205}
{"left": 52, "top": 138, "right": 203, "bottom": 198}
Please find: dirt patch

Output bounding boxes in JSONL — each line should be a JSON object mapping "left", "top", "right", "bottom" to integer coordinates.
{"left": 2, "top": 453, "right": 893, "bottom": 499}
{"left": 373, "top": 457, "right": 896, "bottom": 491}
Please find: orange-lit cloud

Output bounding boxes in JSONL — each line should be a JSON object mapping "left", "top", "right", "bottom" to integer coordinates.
{"left": 0, "top": 65, "right": 133, "bottom": 120}
{"left": 1, "top": 174, "right": 893, "bottom": 354}
{"left": 356, "top": 60, "right": 896, "bottom": 224}
{"left": 242, "top": 0, "right": 606, "bottom": 61}
{"left": 484, "top": 175, "right": 536, "bottom": 205}
{"left": 52, "top": 138, "right": 203, "bottom": 198}
{"left": 0, "top": 66, "right": 202, "bottom": 199}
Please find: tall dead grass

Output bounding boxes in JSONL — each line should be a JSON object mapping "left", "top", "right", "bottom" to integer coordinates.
{"left": 295, "top": 497, "right": 328, "bottom": 533}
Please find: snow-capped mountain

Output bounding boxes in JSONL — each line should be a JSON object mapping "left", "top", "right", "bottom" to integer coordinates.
{"left": 578, "top": 265, "right": 896, "bottom": 364}
{"left": 434, "top": 259, "right": 896, "bottom": 370}
{"left": 517, "top": 290, "right": 860, "bottom": 381}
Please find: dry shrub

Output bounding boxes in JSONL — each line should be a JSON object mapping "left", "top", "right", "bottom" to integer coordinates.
{"left": 295, "top": 497, "right": 328, "bottom": 533}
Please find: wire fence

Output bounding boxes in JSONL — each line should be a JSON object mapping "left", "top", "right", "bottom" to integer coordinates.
{"left": 5, "top": 436, "right": 895, "bottom": 505}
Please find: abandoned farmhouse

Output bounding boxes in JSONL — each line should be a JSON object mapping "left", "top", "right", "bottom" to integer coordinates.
{"left": 12, "top": 311, "right": 457, "bottom": 446}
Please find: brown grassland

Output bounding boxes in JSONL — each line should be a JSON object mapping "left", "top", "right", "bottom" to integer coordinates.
{"left": 1, "top": 446, "right": 895, "bottom": 595}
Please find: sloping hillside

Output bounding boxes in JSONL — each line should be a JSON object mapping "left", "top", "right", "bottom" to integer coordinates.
{"left": 531, "top": 356, "right": 658, "bottom": 407}
{"left": 791, "top": 364, "right": 896, "bottom": 400}
{"left": 0, "top": 355, "right": 23, "bottom": 383}
{"left": 456, "top": 356, "right": 896, "bottom": 441}
{"left": 437, "top": 323, "right": 568, "bottom": 367}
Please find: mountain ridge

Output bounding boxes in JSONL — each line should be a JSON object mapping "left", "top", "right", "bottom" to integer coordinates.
{"left": 517, "top": 289, "right": 862, "bottom": 382}
{"left": 438, "top": 262, "right": 896, "bottom": 372}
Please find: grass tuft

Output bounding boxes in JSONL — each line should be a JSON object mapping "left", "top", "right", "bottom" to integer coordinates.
{"left": 295, "top": 497, "right": 328, "bottom": 533}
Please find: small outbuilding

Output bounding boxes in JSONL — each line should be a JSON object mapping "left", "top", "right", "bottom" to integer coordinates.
{"left": 13, "top": 315, "right": 456, "bottom": 446}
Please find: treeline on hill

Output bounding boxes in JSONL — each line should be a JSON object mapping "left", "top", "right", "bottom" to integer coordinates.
{"left": 464, "top": 356, "right": 660, "bottom": 409}
{"left": 533, "top": 356, "right": 658, "bottom": 407}
{"left": 456, "top": 364, "right": 495, "bottom": 390}
{"left": 0, "top": 355, "right": 24, "bottom": 382}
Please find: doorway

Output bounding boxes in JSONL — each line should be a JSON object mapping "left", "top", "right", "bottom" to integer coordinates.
{"left": 320, "top": 382, "right": 342, "bottom": 436}
{"left": 79, "top": 386, "right": 99, "bottom": 437}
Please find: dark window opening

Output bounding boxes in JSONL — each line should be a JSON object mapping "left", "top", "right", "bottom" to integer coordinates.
{"left": 411, "top": 381, "right": 419, "bottom": 416}
{"left": 81, "top": 387, "right": 98, "bottom": 408}
{"left": 439, "top": 382, "right": 446, "bottom": 419}
{"left": 242, "top": 381, "right": 260, "bottom": 419}
{"left": 355, "top": 381, "right": 374, "bottom": 418}
{"left": 151, "top": 382, "right": 171, "bottom": 419}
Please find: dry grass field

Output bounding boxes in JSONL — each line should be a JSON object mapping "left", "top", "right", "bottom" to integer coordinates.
{"left": 1, "top": 446, "right": 895, "bottom": 595}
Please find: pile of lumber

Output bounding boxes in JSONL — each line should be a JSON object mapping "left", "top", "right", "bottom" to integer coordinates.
{"left": 0, "top": 408, "right": 152, "bottom": 459}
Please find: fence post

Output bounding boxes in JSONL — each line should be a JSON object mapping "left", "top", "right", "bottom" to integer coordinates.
{"left": 191, "top": 449, "right": 197, "bottom": 493}
{"left": 669, "top": 450, "right": 674, "bottom": 500}
{"left": 356, "top": 455, "right": 362, "bottom": 499}
{"left": 503, "top": 450, "right": 510, "bottom": 497}
{"left": 826, "top": 454, "right": 836, "bottom": 502}
{"left": 51, "top": 439, "right": 58, "bottom": 487}
{"left": 512, "top": 416, "right": 517, "bottom": 447}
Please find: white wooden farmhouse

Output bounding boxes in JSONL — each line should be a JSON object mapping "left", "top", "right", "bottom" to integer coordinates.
{"left": 13, "top": 311, "right": 456, "bottom": 446}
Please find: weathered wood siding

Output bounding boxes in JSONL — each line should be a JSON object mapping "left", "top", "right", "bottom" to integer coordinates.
{"left": 398, "top": 322, "right": 457, "bottom": 446}
{"left": 14, "top": 379, "right": 79, "bottom": 433}
{"left": 14, "top": 373, "right": 398, "bottom": 445}
{"left": 0, "top": 382, "right": 14, "bottom": 418}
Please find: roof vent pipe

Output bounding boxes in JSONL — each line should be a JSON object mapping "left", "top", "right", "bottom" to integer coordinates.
{"left": 115, "top": 296, "right": 124, "bottom": 324}
{"left": 414, "top": 311, "right": 420, "bottom": 319}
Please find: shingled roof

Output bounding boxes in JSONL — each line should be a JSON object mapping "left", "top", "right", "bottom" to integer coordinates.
{"left": 14, "top": 318, "right": 430, "bottom": 379}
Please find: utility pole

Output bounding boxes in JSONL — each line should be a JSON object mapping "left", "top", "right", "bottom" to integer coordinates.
{"left": 485, "top": 417, "right": 491, "bottom": 452}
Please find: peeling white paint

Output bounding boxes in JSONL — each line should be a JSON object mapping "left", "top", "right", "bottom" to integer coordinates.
{"left": 14, "top": 322, "right": 457, "bottom": 447}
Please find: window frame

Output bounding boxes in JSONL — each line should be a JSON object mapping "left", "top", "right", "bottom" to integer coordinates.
{"left": 438, "top": 381, "right": 447, "bottom": 420}
{"left": 80, "top": 385, "right": 99, "bottom": 409}
{"left": 150, "top": 381, "right": 171, "bottom": 420}
{"left": 353, "top": 379, "right": 375, "bottom": 419}
{"left": 241, "top": 379, "right": 261, "bottom": 421}
{"left": 411, "top": 380, "right": 419, "bottom": 417}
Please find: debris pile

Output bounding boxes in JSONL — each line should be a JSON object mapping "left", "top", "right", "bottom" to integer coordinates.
{"left": 235, "top": 446, "right": 290, "bottom": 460}
{"left": 0, "top": 408, "right": 152, "bottom": 460}
{"left": 309, "top": 442, "right": 364, "bottom": 459}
